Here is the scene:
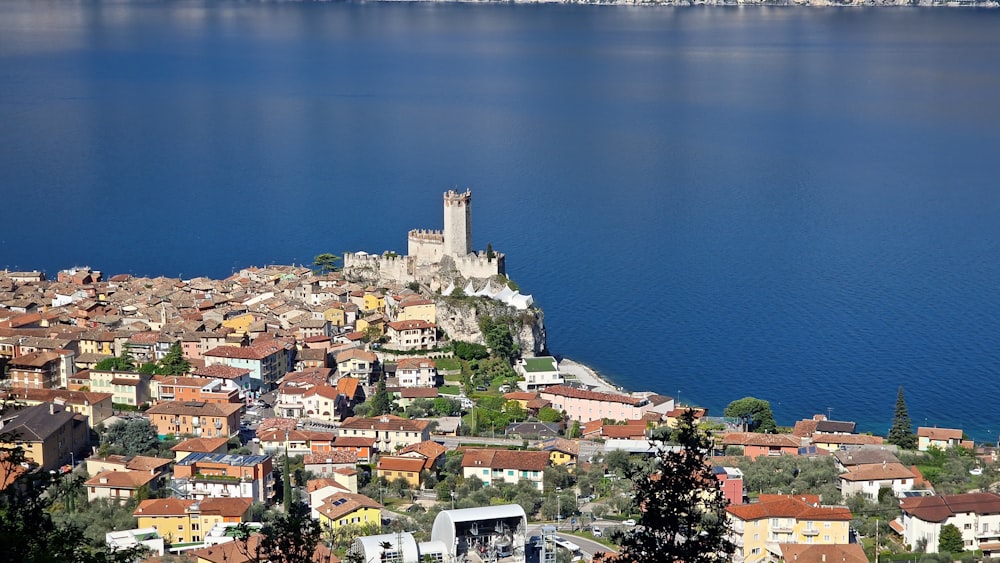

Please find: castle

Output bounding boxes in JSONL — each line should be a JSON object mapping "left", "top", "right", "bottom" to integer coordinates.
{"left": 342, "top": 190, "right": 506, "bottom": 286}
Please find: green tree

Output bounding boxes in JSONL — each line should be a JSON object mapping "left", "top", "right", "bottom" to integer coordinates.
{"left": 478, "top": 315, "right": 518, "bottom": 363}
{"left": 724, "top": 396, "right": 777, "bottom": 433}
{"left": 938, "top": 523, "right": 963, "bottom": 554}
{"left": 102, "top": 418, "right": 158, "bottom": 457}
{"left": 537, "top": 407, "right": 564, "bottom": 424}
{"left": 94, "top": 352, "right": 135, "bottom": 372}
{"left": 601, "top": 410, "right": 735, "bottom": 563}
{"left": 887, "top": 386, "right": 917, "bottom": 450}
{"left": 368, "top": 377, "right": 396, "bottom": 416}
{"left": 1, "top": 400, "right": 143, "bottom": 563}
{"left": 237, "top": 501, "right": 323, "bottom": 563}
{"left": 156, "top": 342, "right": 191, "bottom": 375}
{"left": 312, "top": 253, "right": 340, "bottom": 275}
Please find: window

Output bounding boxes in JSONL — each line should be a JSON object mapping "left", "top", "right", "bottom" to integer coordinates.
{"left": 965, "top": 523, "right": 972, "bottom": 530}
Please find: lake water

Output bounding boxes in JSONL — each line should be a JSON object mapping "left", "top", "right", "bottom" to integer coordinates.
{"left": 2, "top": 1, "right": 1000, "bottom": 440}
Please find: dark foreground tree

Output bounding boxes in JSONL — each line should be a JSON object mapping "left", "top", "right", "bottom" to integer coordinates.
{"left": 1, "top": 400, "right": 143, "bottom": 563}
{"left": 598, "top": 410, "right": 735, "bottom": 563}
{"left": 938, "top": 522, "right": 964, "bottom": 554}
{"left": 887, "top": 386, "right": 917, "bottom": 450}
{"left": 724, "top": 396, "right": 777, "bottom": 432}
{"left": 235, "top": 501, "right": 323, "bottom": 563}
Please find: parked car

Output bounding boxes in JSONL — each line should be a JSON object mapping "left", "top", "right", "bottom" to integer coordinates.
{"left": 592, "top": 526, "right": 602, "bottom": 538}
{"left": 622, "top": 519, "right": 636, "bottom": 526}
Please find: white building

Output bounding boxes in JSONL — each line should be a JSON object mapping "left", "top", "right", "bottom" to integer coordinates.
{"left": 514, "top": 356, "right": 563, "bottom": 392}
{"left": 899, "top": 492, "right": 1000, "bottom": 555}
{"left": 105, "top": 528, "right": 165, "bottom": 556}
{"left": 838, "top": 462, "right": 916, "bottom": 499}
{"left": 431, "top": 505, "right": 527, "bottom": 563}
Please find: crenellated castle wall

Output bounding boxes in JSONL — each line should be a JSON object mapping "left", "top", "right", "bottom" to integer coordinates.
{"left": 408, "top": 229, "right": 445, "bottom": 265}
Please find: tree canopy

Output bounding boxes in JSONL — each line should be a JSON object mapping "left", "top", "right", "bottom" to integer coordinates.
{"left": 724, "top": 396, "right": 777, "bottom": 433}
{"left": 938, "top": 523, "right": 963, "bottom": 554}
{"left": 102, "top": 418, "right": 158, "bottom": 457}
{"left": 600, "top": 410, "right": 735, "bottom": 563}
{"left": 887, "top": 386, "right": 917, "bottom": 450}
{"left": 312, "top": 253, "right": 340, "bottom": 275}
{"left": 94, "top": 352, "right": 135, "bottom": 372}
{"left": 156, "top": 342, "right": 191, "bottom": 375}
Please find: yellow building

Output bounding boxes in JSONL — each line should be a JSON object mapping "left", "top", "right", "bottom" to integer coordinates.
{"left": 221, "top": 313, "right": 256, "bottom": 335}
{"left": 362, "top": 292, "right": 385, "bottom": 314}
{"left": 356, "top": 314, "right": 385, "bottom": 337}
{"left": 78, "top": 331, "right": 116, "bottom": 356}
{"left": 133, "top": 497, "right": 252, "bottom": 544}
{"left": 0, "top": 402, "right": 90, "bottom": 472}
{"left": 316, "top": 492, "right": 383, "bottom": 532}
{"left": 376, "top": 456, "right": 425, "bottom": 488}
{"left": 396, "top": 298, "right": 437, "bottom": 324}
{"left": 323, "top": 304, "right": 347, "bottom": 328}
{"left": 726, "top": 494, "right": 852, "bottom": 563}
{"left": 538, "top": 437, "right": 579, "bottom": 470}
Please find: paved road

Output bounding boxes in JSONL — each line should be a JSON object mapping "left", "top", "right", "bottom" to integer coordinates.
{"left": 525, "top": 523, "right": 619, "bottom": 560}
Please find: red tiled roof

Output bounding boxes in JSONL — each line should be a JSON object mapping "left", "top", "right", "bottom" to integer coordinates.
{"left": 386, "top": 320, "right": 435, "bottom": 331}
{"left": 171, "top": 436, "right": 230, "bottom": 453}
{"left": 303, "top": 451, "right": 358, "bottom": 465}
{"left": 918, "top": 427, "right": 964, "bottom": 441}
{"left": 720, "top": 432, "right": 801, "bottom": 448}
{"left": 192, "top": 364, "right": 251, "bottom": 379}
{"left": 338, "top": 415, "right": 429, "bottom": 433}
{"left": 727, "top": 495, "right": 852, "bottom": 522}
{"left": 397, "top": 357, "right": 436, "bottom": 370}
{"left": 541, "top": 385, "right": 645, "bottom": 406}
{"left": 333, "top": 436, "right": 376, "bottom": 448}
{"left": 377, "top": 456, "right": 426, "bottom": 473}
{"left": 900, "top": 492, "right": 1000, "bottom": 523}
{"left": 460, "top": 449, "right": 550, "bottom": 472}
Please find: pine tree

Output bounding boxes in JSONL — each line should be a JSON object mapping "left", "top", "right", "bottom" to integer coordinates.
{"left": 939, "top": 523, "right": 964, "bottom": 554}
{"left": 600, "top": 410, "right": 735, "bottom": 563}
{"left": 887, "top": 386, "right": 917, "bottom": 450}
{"left": 369, "top": 376, "right": 396, "bottom": 416}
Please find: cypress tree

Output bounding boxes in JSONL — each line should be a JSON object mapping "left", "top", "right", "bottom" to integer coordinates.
{"left": 601, "top": 410, "right": 735, "bottom": 563}
{"left": 887, "top": 386, "right": 917, "bottom": 450}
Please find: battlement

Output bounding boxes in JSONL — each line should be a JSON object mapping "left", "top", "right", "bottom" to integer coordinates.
{"left": 444, "top": 189, "right": 471, "bottom": 207}
{"left": 407, "top": 229, "right": 445, "bottom": 242}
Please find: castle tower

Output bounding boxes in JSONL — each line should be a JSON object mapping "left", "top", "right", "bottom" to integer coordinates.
{"left": 442, "top": 189, "right": 472, "bottom": 257}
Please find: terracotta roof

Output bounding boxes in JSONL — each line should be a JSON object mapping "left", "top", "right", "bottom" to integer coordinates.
{"left": 900, "top": 492, "right": 1000, "bottom": 523}
{"left": 460, "top": 449, "right": 550, "bottom": 472}
{"left": 720, "top": 432, "right": 801, "bottom": 448}
{"left": 12, "top": 388, "right": 113, "bottom": 405}
{"left": 400, "top": 387, "right": 438, "bottom": 399}
{"left": 338, "top": 415, "right": 429, "bottom": 433}
{"left": 204, "top": 342, "right": 283, "bottom": 360}
{"left": 840, "top": 462, "right": 915, "bottom": 482}
{"left": 333, "top": 436, "right": 376, "bottom": 448}
{"left": 538, "top": 437, "right": 580, "bottom": 456}
{"left": 336, "top": 377, "right": 359, "bottom": 398}
{"left": 399, "top": 440, "right": 447, "bottom": 460}
{"left": 85, "top": 469, "right": 158, "bottom": 489}
{"left": 541, "top": 385, "right": 645, "bottom": 406}
{"left": 188, "top": 533, "right": 260, "bottom": 563}
{"left": 335, "top": 348, "right": 377, "bottom": 363}
{"left": 307, "top": 478, "right": 351, "bottom": 494}
{"left": 317, "top": 492, "right": 382, "bottom": 521}
{"left": 833, "top": 449, "right": 900, "bottom": 467}
{"left": 811, "top": 434, "right": 884, "bottom": 446}
{"left": 727, "top": 495, "right": 852, "bottom": 522}
{"left": 303, "top": 451, "right": 358, "bottom": 465}
{"left": 133, "top": 498, "right": 193, "bottom": 517}
{"left": 386, "top": 320, "right": 434, "bottom": 331}
{"left": 777, "top": 543, "right": 867, "bottom": 563}
{"left": 377, "top": 456, "right": 426, "bottom": 473}
{"left": 503, "top": 392, "right": 539, "bottom": 402}
{"left": 171, "top": 436, "right": 230, "bottom": 453}
{"left": 146, "top": 400, "right": 242, "bottom": 417}
{"left": 199, "top": 497, "right": 252, "bottom": 518}
{"left": 192, "top": 364, "right": 251, "bottom": 379}
{"left": 397, "top": 357, "right": 436, "bottom": 370}
{"left": 918, "top": 427, "right": 964, "bottom": 441}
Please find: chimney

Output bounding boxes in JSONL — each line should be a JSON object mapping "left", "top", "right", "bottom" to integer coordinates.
{"left": 49, "top": 403, "right": 55, "bottom": 415}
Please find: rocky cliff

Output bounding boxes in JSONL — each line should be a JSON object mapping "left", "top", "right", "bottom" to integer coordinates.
{"left": 435, "top": 295, "right": 547, "bottom": 357}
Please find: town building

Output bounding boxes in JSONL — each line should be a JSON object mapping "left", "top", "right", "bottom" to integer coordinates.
{"left": 461, "top": 449, "right": 550, "bottom": 491}
{"left": 337, "top": 415, "right": 431, "bottom": 454}
{"left": 918, "top": 427, "right": 973, "bottom": 451}
{"left": 145, "top": 400, "right": 243, "bottom": 439}
{"left": 514, "top": 356, "right": 563, "bottom": 392}
{"left": 0, "top": 402, "right": 90, "bottom": 472}
{"left": 898, "top": 492, "right": 1000, "bottom": 555}
{"left": 8, "top": 388, "right": 114, "bottom": 426}
{"left": 385, "top": 320, "right": 437, "bottom": 351}
{"left": 133, "top": 497, "right": 253, "bottom": 545}
{"left": 539, "top": 385, "right": 652, "bottom": 423}
{"left": 316, "top": 492, "right": 383, "bottom": 533}
{"left": 171, "top": 452, "right": 274, "bottom": 504}
{"left": 726, "top": 494, "right": 852, "bottom": 563}
{"left": 395, "top": 357, "right": 440, "bottom": 388}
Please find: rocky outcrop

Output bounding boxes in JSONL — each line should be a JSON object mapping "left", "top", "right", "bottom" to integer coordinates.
{"left": 435, "top": 295, "right": 547, "bottom": 357}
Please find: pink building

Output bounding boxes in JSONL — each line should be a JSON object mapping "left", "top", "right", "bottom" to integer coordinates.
{"left": 714, "top": 466, "right": 745, "bottom": 505}
{"left": 539, "top": 385, "right": 652, "bottom": 423}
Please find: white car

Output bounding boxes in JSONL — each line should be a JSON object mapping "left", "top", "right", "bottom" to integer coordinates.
{"left": 622, "top": 519, "right": 636, "bottom": 526}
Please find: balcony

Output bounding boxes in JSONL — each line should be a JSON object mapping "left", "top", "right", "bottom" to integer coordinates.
{"left": 772, "top": 526, "right": 794, "bottom": 534}
{"left": 802, "top": 528, "right": 820, "bottom": 537}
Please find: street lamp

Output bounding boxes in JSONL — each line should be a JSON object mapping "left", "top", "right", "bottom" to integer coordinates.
{"left": 557, "top": 487, "right": 562, "bottom": 529}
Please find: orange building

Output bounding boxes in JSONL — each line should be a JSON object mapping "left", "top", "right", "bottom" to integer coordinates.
{"left": 145, "top": 400, "right": 242, "bottom": 439}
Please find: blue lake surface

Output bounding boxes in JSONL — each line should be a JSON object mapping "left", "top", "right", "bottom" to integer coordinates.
{"left": 2, "top": 1, "right": 1000, "bottom": 440}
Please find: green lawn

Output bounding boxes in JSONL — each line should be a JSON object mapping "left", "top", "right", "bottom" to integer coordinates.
{"left": 435, "top": 358, "right": 463, "bottom": 371}
{"left": 439, "top": 385, "right": 461, "bottom": 395}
